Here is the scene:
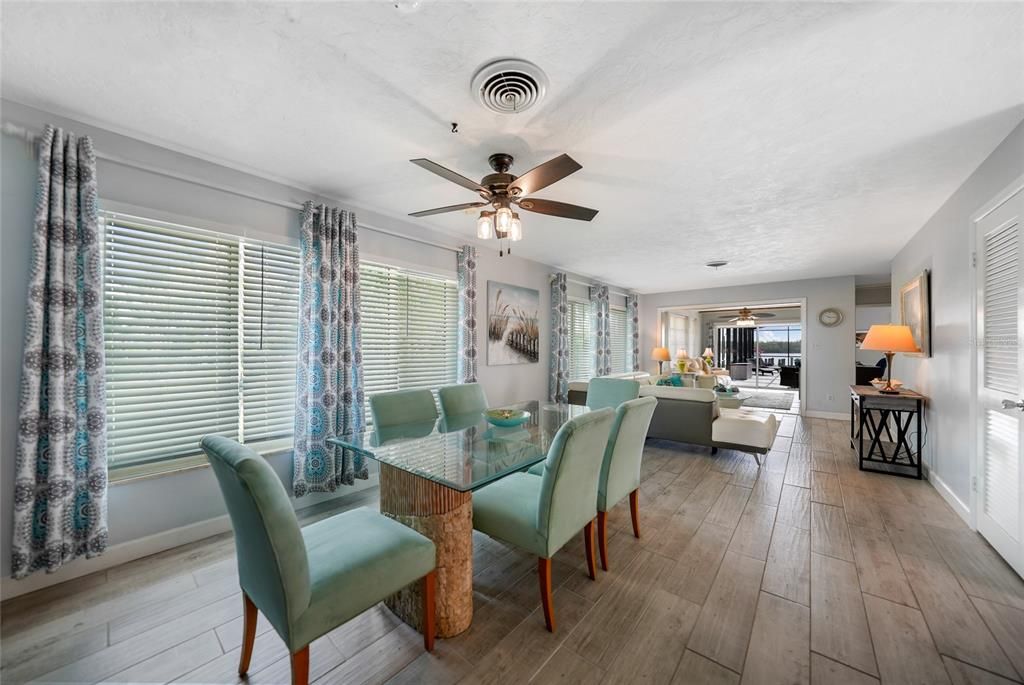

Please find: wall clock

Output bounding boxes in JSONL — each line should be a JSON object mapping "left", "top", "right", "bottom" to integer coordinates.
{"left": 818, "top": 308, "right": 844, "bottom": 327}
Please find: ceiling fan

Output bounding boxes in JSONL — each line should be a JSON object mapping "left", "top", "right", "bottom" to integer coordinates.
{"left": 408, "top": 153, "right": 598, "bottom": 256}
{"left": 729, "top": 307, "right": 761, "bottom": 327}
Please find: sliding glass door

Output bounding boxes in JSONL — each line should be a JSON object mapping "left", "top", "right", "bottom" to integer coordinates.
{"left": 715, "top": 322, "right": 801, "bottom": 389}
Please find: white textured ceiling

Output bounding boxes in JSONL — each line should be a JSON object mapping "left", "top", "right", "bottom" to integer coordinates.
{"left": 3, "top": 1, "right": 1023, "bottom": 293}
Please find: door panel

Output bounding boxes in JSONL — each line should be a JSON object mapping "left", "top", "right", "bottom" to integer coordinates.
{"left": 976, "top": 185, "right": 1024, "bottom": 577}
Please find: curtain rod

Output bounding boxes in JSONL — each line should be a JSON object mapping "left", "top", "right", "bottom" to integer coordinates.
{"left": 2, "top": 121, "right": 458, "bottom": 254}
{"left": 563, "top": 275, "right": 631, "bottom": 299}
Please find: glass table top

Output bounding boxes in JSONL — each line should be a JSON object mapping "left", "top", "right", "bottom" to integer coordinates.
{"left": 327, "top": 400, "right": 589, "bottom": 492}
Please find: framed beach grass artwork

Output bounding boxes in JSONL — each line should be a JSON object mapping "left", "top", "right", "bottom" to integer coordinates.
{"left": 899, "top": 269, "right": 930, "bottom": 357}
{"left": 487, "top": 281, "right": 540, "bottom": 365}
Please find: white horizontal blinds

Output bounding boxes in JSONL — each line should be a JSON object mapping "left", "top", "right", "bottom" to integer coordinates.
{"left": 609, "top": 306, "right": 627, "bottom": 374}
{"left": 240, "top": 241, "right": 300, "bottom": 443}
{"left": 103, "top": 214, "right": 240, "bottom": 467}
{"left": 983, "top": 219, "right": 1019, "bottom": 393}
{"left": 360, "top": 261, "right": 458, "bottom": 422}
{"left": 360, "top": 263, "right": 404, "bottom": 403}
{"left": 400, "top": 270, "right": 459, "bottom": 391}
{"left": 568, "top": 300, "right": 594, "bottom": 381}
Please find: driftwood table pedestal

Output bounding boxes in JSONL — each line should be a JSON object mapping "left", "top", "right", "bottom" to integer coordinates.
{"left": 379, "top": 463, "right": 473, "bottom": 637}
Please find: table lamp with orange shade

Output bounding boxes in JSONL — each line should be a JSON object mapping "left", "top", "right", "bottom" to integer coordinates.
{"left": 860, "top": 324, "right": 920, "bottom": 394}
{"left": 651, "top": 347, "right": 670, "bottom": 375}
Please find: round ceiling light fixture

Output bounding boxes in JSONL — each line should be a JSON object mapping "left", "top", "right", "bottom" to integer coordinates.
{"left": 705, "top": 260, "right": 729, "bottom": 270}
{"left": 471, "top": 59, "right": 548, "bottom": 114}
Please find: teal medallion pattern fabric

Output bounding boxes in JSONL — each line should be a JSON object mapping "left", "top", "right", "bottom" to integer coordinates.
{"left": 549, "top": 273, "right": 569, "bottom": 402}
{"left": 626, "top": 294, "right": 640, "bottom": 372}
{"left": 13, "top": 125, "right": 108, "bottom": 579}
{"left": 456, "top": 245, "right": 478, "bottom": 383}
{"left": 293, "top": 202, "right": 366, "bottom": 495}
{"left": 589, "top": 284, "right": 611, "bottom": 377}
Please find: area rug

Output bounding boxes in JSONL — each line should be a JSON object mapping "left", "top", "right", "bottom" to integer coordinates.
{"left": 742, "top": 391, "right": 795, "bottom": 411}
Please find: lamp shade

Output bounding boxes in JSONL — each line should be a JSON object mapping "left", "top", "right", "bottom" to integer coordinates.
{"left": 651, "top": 347, "right": 671, "bottom": 362}
{"left": 676, "top": 349, "right": 688, "bottom": 359}
{"left": 860, "top": 324, "right": 919, "bottom": 353}
{"left": 702, "top": 347, "right": 713, "bottom": 357}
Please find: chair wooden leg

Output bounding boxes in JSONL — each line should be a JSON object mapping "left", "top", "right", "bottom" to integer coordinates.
{"left": 422, "top": 570, "right": 436, "bottom": 652}
{"left": 597, "top": 511, "right": 609, "bottom": 571}
{"left": 290, "top": 646, "right": 309, "bottom": 685}
{"left": 584, "top": 519, "right": 597, "bottom": 580}
{"left": 538, "top": 557, "right": 555, "bottom": 632}
{"left": 238, "top": 593, "right": 257, "bottom": 676}
{"left": 629, "top": 489, "right": 641, "bottom": 538}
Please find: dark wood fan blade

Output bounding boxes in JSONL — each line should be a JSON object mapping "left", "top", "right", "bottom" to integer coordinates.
{"left": 409, "top": 202, "right": 488, "bottom": 218}
{"left": 509, "top": 154, "right": 582, "bottom": 196}
{"left": 516, "top": 198, "right": 598, "bottom": 221}
{"left": 410, "top": 159, "right": 487, "bottom": 195}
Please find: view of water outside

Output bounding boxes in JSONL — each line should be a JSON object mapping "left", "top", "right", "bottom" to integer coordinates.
{"left": 756, "top": 323, "right": 802, "bottom": 366}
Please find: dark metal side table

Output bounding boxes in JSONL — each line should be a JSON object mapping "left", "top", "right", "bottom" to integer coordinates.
{"left": 849, "top": 385, "right": 926, "bottom": 479}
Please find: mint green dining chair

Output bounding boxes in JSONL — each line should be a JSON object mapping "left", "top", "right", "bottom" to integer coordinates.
{"left": 472, "top": 408, "right": 615, "bottom": 632}
{"left": 586, "top": 377, "right": 640, "bottom": 410}
{"left": 201, "top": 436, "right": 437, "bottom": 685}
{"left": 369, "top": 388, "right": 438, "bottom": 429}
{"left": 594, "top": 397, "right": 658, "bottom": 570}
{"left": 438, "top": 382, "right": 488, "bottom": 418}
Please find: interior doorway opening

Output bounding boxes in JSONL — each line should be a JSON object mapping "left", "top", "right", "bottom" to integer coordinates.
{"left": 658, "top": 301, "right": 805, "bottom": 415}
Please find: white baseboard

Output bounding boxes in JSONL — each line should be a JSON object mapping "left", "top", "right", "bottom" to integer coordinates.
{"left": 1, "top": 514, "right": 233, "bottom": 601}
{"left": 1, "top": 477, "right": 379, "bottom": 601}
{"left": 803, "top": 410, "right": 849, "bottom": 421}
{"left": 925, "top": 467, "right": 972, "bottom": 527}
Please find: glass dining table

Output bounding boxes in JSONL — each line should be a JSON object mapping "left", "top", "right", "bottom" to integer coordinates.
{"left": 327, "top": 399, "right": 588, "bottom": 637}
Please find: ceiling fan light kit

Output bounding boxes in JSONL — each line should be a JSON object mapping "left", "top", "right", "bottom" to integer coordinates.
{"left": 409, "top": 151, "right": 598, "bottom": 256}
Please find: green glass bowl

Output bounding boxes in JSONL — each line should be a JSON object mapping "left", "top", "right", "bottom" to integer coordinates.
{"left": 485, "top": 409, "right": 531, "bottom": 427}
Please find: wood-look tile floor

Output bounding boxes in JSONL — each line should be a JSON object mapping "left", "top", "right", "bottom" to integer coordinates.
{"left": 4, "top": 417, "right": 1024, "bottom": 684}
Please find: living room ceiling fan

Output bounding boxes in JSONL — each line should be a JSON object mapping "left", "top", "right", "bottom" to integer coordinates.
{"left": 408, "top": 153, "right": 598, "bottom": 256}
{"left": 729, "top": 307, "right": 761, "bottom": 327}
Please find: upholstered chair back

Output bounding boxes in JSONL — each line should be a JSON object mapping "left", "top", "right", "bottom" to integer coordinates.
{"left": 535, "top": 408, "right": 614, "bottom": 555}
{"left": 201, "top": 436, "right": 311, "bottom": 644}
{"left": 586, "top": 378, "right": 641, "bottom": 410}
{"left": 369, "top": 389, "right": 438, "bottom": 429}
{"left": 438, "top": 383, "right": 488, "bottom": 418}
{"left": 599, "top": 397, "right": 658, "bottom": 511}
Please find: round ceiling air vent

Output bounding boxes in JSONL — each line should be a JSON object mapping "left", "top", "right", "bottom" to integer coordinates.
{"left": 471, "top": 59, "right": 548, "bottom": 115}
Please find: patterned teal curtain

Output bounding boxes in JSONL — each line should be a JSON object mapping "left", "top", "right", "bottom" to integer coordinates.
{"left": 549, "top": 273, "right": 569, "bottom": 402}
{"left": 293, "top": 202, "right": 366, "bottom": 495}
{"left": 456, "top": 245, "right": 478, "bottom": 383}
{"left": 626, "top": 294, "right": 640, "bottom": 372}
{"left": 590, "top": 284, "right": 611, "bottom": 376}
{"left": 13, "top": 125, "right": 108, "bottom": 579}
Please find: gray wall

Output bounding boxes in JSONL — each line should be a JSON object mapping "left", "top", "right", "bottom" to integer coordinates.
{"left": 855, "top": 304, "right": 891, "bottom": 366}
{"left": 0, "top": 100, "right": 623, "bottom": 583}
{"left": 640, "top": 276, "right": 857, "bottom": 415}
{"left": 890, "top": 120, "right": 1024, "bottom": 512}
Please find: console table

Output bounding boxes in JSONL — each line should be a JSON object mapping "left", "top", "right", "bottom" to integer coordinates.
{"left": 849, "top": 385, "right": 926, "bottom": 479}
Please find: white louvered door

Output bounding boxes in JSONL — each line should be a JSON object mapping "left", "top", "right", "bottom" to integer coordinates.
{"left": 976, "top": 185, "right": 1024, "bottom": 577}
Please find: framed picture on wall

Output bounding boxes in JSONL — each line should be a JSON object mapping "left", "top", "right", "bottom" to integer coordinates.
{"left": 899, "top": 269, "right": 931, "bottom": 357}
{"left": 487, "top": 281, "right": 540, "bottom": 365}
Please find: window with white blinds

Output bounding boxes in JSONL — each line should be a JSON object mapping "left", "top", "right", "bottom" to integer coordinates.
{"left": 567, "top": 299, "right": 594, "bottom": 381}
{"left": 360, "top": 261, "right": 458, "bottom": 421}
{"left": 103, "top": 212, "right": 298, "bottom": 470}
{"left": 609, "top": 306, "right": 627, "bottom": 374}
{"left": 240, "top": 242, "right": 300, "bottom": 442}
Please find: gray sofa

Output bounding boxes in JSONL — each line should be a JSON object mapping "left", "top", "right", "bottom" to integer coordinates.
{"left": 570, "top": 382, "right": 780, "bottom": 462}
